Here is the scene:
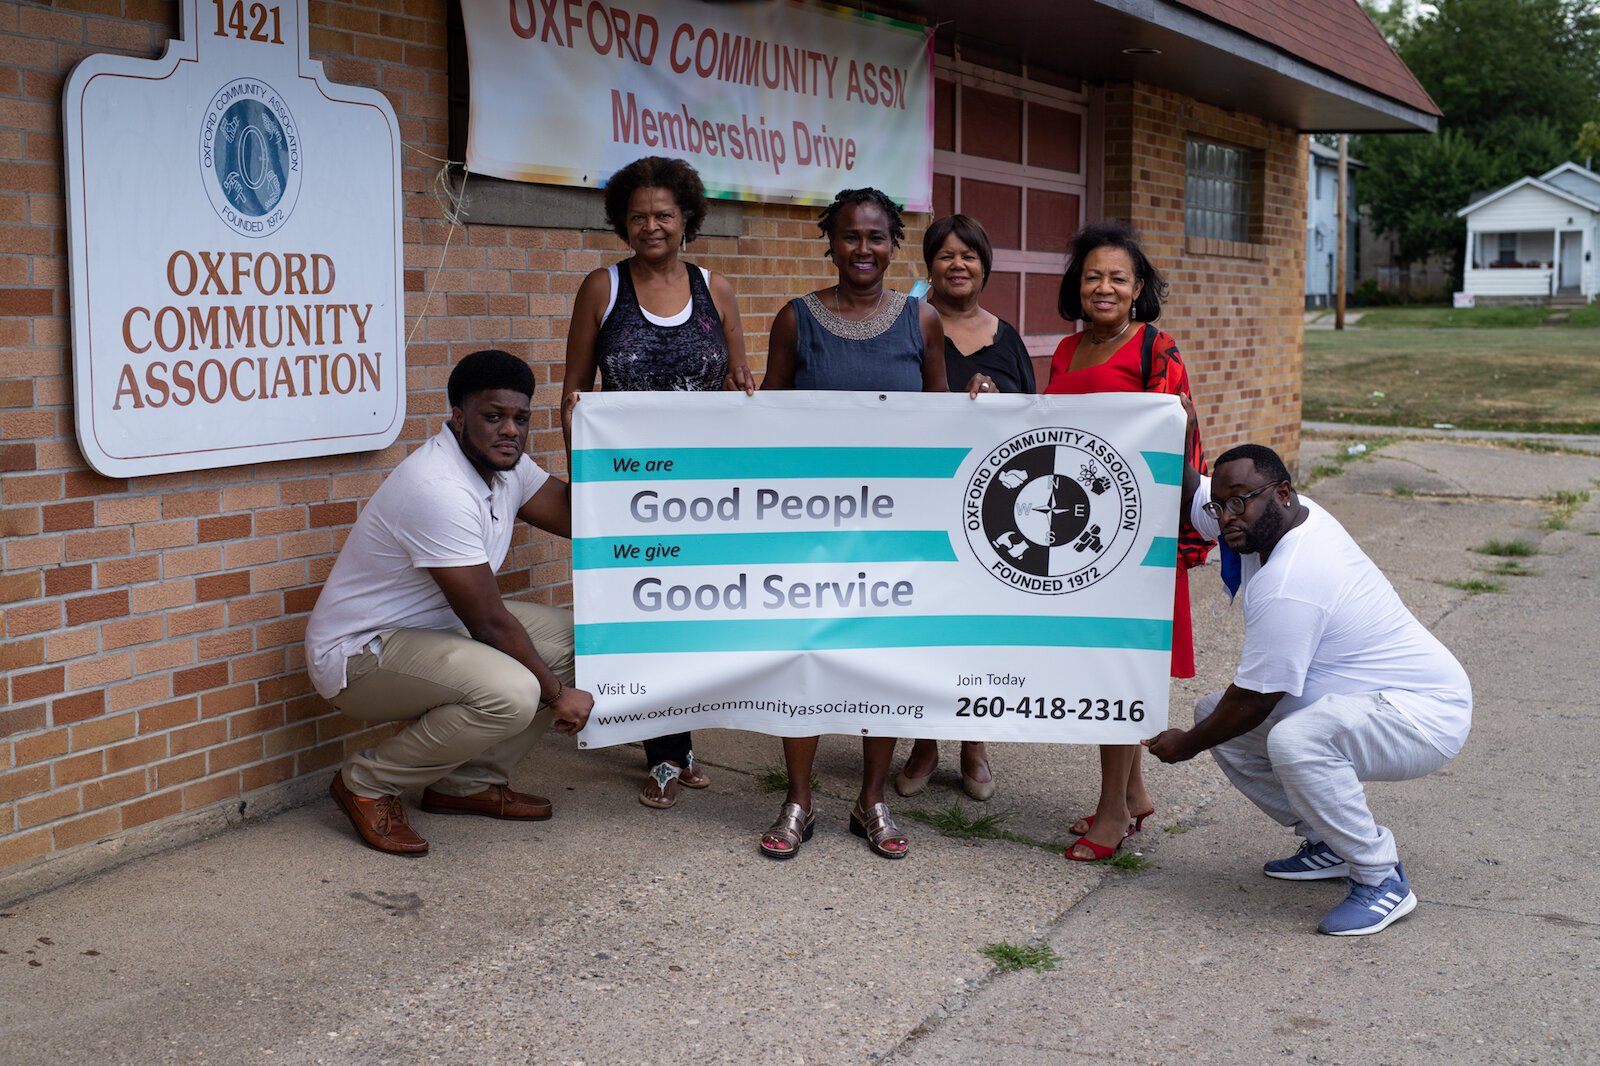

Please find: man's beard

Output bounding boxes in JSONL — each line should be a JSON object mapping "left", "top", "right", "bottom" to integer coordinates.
{"left": 455, "top": 427, "right": 519, "bottom": 474}
{"left": 1237, "top": 497, "right": 1286, "bottom": 555}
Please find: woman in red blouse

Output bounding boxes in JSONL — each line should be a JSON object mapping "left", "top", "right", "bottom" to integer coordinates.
{"left": 1044, "top": 221, "right": 1212, "bottom": 861}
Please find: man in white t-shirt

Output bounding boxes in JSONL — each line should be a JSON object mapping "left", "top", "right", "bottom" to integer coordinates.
{"left": 305, "top": 350, "right": 593, "bottom": 856}
{"left": 1144, "top": 443, "right": 1471, "bottom": 936}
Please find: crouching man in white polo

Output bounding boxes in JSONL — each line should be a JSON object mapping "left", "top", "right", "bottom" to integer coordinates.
{"left": 1144, "top": 443, "right": 1471, "bottom": 935}
{"left": 305, "top": 349, "right": 593, "bottom": 856}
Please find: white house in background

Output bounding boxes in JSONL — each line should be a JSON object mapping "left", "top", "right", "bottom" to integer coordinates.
{"left": 1306, "top": 141, "right": 1363, "bottom": 308}
{"left": 1457, "top": 162, "right": 1600, "bottom": 305}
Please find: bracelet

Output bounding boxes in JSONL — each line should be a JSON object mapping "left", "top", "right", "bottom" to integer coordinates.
{"left": 539, "top": 681, "right": 564, "bottom": 707}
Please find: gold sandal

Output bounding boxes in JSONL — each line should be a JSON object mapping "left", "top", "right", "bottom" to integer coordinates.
{"left": 758, "top": 802, "right": 815, "bottom": 860}
{"left": 850, "top": 800, "right": 909, "bottom": 860}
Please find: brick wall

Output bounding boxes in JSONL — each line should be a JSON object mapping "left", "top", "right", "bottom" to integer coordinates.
{"left": 1101, "top": 83, "right": 1306, "bottom": 463}
{"left": 1, "top": 2, "right": 1301, "bottom": 895}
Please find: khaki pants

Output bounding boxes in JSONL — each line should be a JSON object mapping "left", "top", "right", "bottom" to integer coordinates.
{"left": 331, "top": 601, "right": 575, "bottom": 798}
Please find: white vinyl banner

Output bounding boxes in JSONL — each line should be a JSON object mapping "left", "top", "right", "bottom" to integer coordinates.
{"left": 63, "top": 0, "right": 405, "bottom": 477}
{"left": 460, "top": 0, "right": 933, "bottom": 209}
{"left": 572, "top": 392, "right": 1186, "bottom": 749}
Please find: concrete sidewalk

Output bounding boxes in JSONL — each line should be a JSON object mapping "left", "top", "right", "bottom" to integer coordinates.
{"left": 2, "top": 439, "right": 1598, "bottom": 1065}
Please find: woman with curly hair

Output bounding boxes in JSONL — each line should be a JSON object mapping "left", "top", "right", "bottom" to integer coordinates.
{"left": 562, "top": 155, "right": 754, "bottom": 810}
{"left": 758, "top": 187, "right": 995, "bottom": 861}
{"left": 1044, "top": 220, "right": 1212, "bottom": 862}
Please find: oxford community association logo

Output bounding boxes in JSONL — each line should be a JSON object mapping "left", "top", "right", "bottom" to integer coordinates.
{"left": 965, "top": 427, "right": 1142, "bottom": 595}
{"left": 199, "top": 78, "right": 301, "bottom": 238}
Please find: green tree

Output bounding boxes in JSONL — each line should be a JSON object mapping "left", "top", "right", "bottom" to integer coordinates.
{"left": 1361, "top": 0, "right": 1413, "bottom": 43}
{"left": 1577, "top": 119, "right": 1600, "bottom": 162}
{"left": 1403, "top": 0, "right": 1600, "bottom": 137}
{"left": 1356, "top": 0, "right": 1600, "bottom": 283}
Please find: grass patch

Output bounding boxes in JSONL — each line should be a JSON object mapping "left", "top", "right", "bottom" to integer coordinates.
{"left": 904, "top": 802, "right": 1014, "bottom": 839}
{"left": 1392, "top": 485, "right": 1417, "bottom": 498}
{"left": 1163, "top": 824, "right": 1189, "bottom": 834}
{"left": 1349, "top": 306, "right": 1452, "bottom": 329}
{"left": 1486, "top": 559, "right": 1536, "bottom": 577}
{"left": 1300, "top": 436, "right": 1401, "bottom": 486}
{"left": 1540, "top": 489, "right": 1591, "bottom": 530}
{"left": 1506, "top": 440, "right": 1595, "bottom": 456}
{"left": 1565, "top": 302, "right": 1600, "bottom": 328}
{"left": 982, "top": 941, "right": 1060, "bottom": 973}
{"left": 901, "top": 802, "right": 1064, "bottom": 852}
{"left": 1356, "top": 305, "right": 1552, "bottom": 329}
{"left": 1472, "top": 538, "right": 1538, "bottom": 557}
{"left": 905, "top": 803, "right": 1160, "bottom": 860}
{"left": 754, "top": 765, "right": 819, "bottom": 793}
{"left": 1442, "top": 578, "right": 1503, "bottom": 594}
{"left": 1105, "top": 851, "right": 1151, "bottom": 871}
{"left": 1304, "top": 328, "right": 1600, "bottom": 434}
{"left": 1543, "top": 489, "right": 1590, "bottom": 508}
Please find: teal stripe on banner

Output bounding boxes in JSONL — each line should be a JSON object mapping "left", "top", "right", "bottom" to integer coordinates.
{"left": 1141, "top": 537, "right": 1179, "bottom": 568}
{"left": 572, "top": 446, "right": 970, "bottom": 483}
{"left": 1141, "top": 450, "right": 1184, "bottom": 486}
{"left": 573, "top": 530, "right": 957, "bottom": 570}
{"left": 576, "top": 615, "right": 1171, "bottom": 655}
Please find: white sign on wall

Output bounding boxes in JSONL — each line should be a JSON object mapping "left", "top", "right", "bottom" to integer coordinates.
{"left": 571, "top": 392, "right": 1185, "bottom": 749}
{"left": 63, "top": 0, "right": 405, "bottom": 477}
{"left": 460, "top": 0, "right": 933, "bottom": 210}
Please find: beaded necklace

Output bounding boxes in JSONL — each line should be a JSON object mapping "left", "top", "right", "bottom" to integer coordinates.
{"left": 802, "top": 288, "right": 907, "bottom": 341}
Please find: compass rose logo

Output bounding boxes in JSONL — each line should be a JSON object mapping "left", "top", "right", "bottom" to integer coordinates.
{"left": 964, "top": 428, "right": 1142, "bottom": 594}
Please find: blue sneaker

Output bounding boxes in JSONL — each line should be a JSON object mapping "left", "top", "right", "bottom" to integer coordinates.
{"left": 1318, "top": 864, "right": 1417, "bottom": 936}
{"left": 1263, "top": 839, "right": 1349, "bottom": 880}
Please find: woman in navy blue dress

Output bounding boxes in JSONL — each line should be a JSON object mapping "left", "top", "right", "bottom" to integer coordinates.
{"left": 755, "top": 188, "right": 951, "bottom": 861}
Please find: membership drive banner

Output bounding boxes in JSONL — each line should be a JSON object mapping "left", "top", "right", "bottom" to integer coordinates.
{"left": 460, "top": 0, "right": 933, "bottom": 209}
{"left": 63, "top": 0, "right": 405, "bottom": 477}
{"left": 572, "top": 392, "right": 1185, "bottom": 749}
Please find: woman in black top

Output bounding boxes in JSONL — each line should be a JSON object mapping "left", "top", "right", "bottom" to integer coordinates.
{"left": 925, "top": 214, "right": 1035, "bottom": 395}
{"left": 562, "top": 156, "right": 754, "bottom": 809}
{"left": 894, "top": 214, "right": 1026, "bottom": 803}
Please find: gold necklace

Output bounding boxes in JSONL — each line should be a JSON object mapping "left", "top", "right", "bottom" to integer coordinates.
{"left": 1085, "top": 318, "right": 1133, "bottom": 345}
{"left": 832, "top": 284, "right": 886, "bottom": 321}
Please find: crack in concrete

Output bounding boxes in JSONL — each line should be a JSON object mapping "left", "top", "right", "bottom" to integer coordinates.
{"left": 1424, "top": 899, "right": 1600, "bottom": 928}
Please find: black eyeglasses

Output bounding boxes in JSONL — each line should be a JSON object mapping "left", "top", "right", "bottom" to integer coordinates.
{"left": 1202, "top": 480, "right": 1285, "bottom": 520}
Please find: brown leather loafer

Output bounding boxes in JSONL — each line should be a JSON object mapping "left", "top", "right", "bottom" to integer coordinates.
{"left": 420, "top": 784, "right": 553, "bottom": 821}
{"left": 329, "top": 772, "right": 429, "bottom": 856}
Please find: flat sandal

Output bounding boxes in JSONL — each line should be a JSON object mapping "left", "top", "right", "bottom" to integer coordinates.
{"left": 759, "top": 802, "right": 815, "bottom": 860}
{"left": 639, "top": 761, "right": 681, "bottom": 809}
{"left": 850, "top": 800, "right": 909, "bottom": 860}
{"left": 678, "top": 751, "right": 711, "bottom": 790}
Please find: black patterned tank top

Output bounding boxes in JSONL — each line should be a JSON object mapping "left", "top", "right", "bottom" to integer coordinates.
{"left": 594, "top": 261, "right": 729, "bottom": 392}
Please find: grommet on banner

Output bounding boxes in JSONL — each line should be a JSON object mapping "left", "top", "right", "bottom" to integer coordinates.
{"left": 878, "top": 394, "right": 887, "bottom": 401}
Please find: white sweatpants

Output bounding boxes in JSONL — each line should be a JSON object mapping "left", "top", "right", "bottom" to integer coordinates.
{"left": 1195, "top": 690, "right": 1449, "bottom": 885}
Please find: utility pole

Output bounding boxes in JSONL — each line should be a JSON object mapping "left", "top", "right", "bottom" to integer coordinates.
{"left": 1335, "top": 134, "right": 1348, "bottom": 330}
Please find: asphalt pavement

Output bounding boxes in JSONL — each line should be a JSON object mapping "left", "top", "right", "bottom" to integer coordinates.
{"left": 2, "top": 435, "right": 1597, "bottom": 1065}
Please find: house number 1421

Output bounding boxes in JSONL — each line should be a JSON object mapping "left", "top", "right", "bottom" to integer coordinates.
{"left": 211, "top": 1, "right": 284, "bottom": 44}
